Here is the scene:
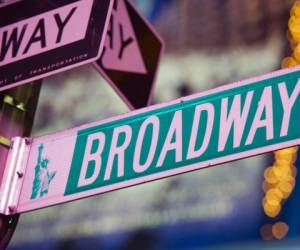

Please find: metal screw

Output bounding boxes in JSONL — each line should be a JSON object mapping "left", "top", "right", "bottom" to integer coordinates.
{"left": 8, "top": 206, "right": 16, "bottom": 213}
{"left": 24, "top": 137, "right": 31, "bottom": 145}
{"left": 16, "top": 171, "right": 23, "bottom": 178}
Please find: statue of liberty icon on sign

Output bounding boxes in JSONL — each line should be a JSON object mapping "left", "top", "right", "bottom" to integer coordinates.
{"left": 30, "top": 144, "right": 56, "bottom": 200}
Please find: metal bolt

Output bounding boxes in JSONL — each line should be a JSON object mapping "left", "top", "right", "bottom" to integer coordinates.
{"left": 16, "top": 171, "right": 23, "bottom": 178}
{"left": 8, "top": 206, "right": 16, "bottom": 213}
{"left": 24, "top": 137, "right": 31, "bottom": 145}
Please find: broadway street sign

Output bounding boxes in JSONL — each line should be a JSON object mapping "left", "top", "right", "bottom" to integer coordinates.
{"left": 94, "top": 0, "right": 163, "bottom": 109}
{"left": 2, "top": 66, "right": 300, "bottom": 214}
{"left": 0, "top": 0, "right": 113, "bottom": 91}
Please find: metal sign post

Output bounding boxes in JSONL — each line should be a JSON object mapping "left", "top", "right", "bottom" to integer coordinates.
{"left": 1, "top": 66, "right": 300, "bottom": 215}
{"left": 0, "top": 82, "right": 41, "bottom": 249}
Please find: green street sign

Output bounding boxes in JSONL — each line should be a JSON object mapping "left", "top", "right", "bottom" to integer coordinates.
{"left": 1, "top": 67, "right": 300, "bottom": 215}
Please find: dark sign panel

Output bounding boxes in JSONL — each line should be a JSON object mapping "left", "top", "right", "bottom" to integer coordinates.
{"left": 0, "top": 0, "right": 113, "bottom": 91}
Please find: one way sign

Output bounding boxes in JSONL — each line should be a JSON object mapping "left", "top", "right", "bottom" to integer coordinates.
{"left": 0, "top": 0, "right": 113, "bottom": 91}
{"left": 94, "top": 0, "right": 164, "bottom": 109}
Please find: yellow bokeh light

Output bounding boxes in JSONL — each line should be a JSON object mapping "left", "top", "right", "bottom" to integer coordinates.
{"left": 291, "top": 166, "right": 298, "bottom": 177}
{"left": 275, "top": 153, "right": 297, "bottom": 163}
{"left": 263, "top": 199, "right": 280, "bottom": 211}
{"left": 264, "top": 167, "right": 278, "bottom": 185}
{"left": 272, "top": 222, "right": 289, "bottom": 240}
{"left": 265, "top": 207, "right": 281, "bottom": 218}
{"left": 289, "top": 15, "right": 300, "bottom": 34}
{"left": 260, "top": 224, "right": 273, "bottom": 241}
{"left": 266, "top": 188, "right": 283, "bottom": 201}
{"left": 291, "top": 1, "right": 300, "bottom": 17}
{"left": 281, "top": 56, "right": 299, "bottom": 68}
{"left": 278, "top": 181, "right": 293, "bottom": 194}
{"left": 294, "top": 44, "right": 300, "bottom": 61}
{"left": 262, "top": 1, "right": 298, "bottom": 221}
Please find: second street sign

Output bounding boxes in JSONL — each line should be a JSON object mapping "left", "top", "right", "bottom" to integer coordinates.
{"left": 0, "top": 0, "right": 113, "bottom": 91}
{"left": 2, "top": 66, "right": 300, "bottom": 214}
{"left": 94, "top": 0, "right": 163, "bottom": 109}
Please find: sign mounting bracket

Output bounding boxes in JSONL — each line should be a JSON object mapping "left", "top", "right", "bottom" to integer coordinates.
{"left": 0, "top": 137, "right": 29, "bottom": 215}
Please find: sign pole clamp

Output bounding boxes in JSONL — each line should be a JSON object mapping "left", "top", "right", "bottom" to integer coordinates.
{"left": 0, "top": 136, "right": 12, "bottom": 148}
{"left": 0, "top": 95, "right": 28, "bottom": 148}
{"left": 3, "top": 95, "right": 26, "bottom": 112}
{"left": 0, "top": 137, "right": 29, "bottom": 215}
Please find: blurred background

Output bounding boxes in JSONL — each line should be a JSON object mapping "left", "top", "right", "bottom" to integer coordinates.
{"left": 5, "top": 0, "right": 300, "bottom": 249}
